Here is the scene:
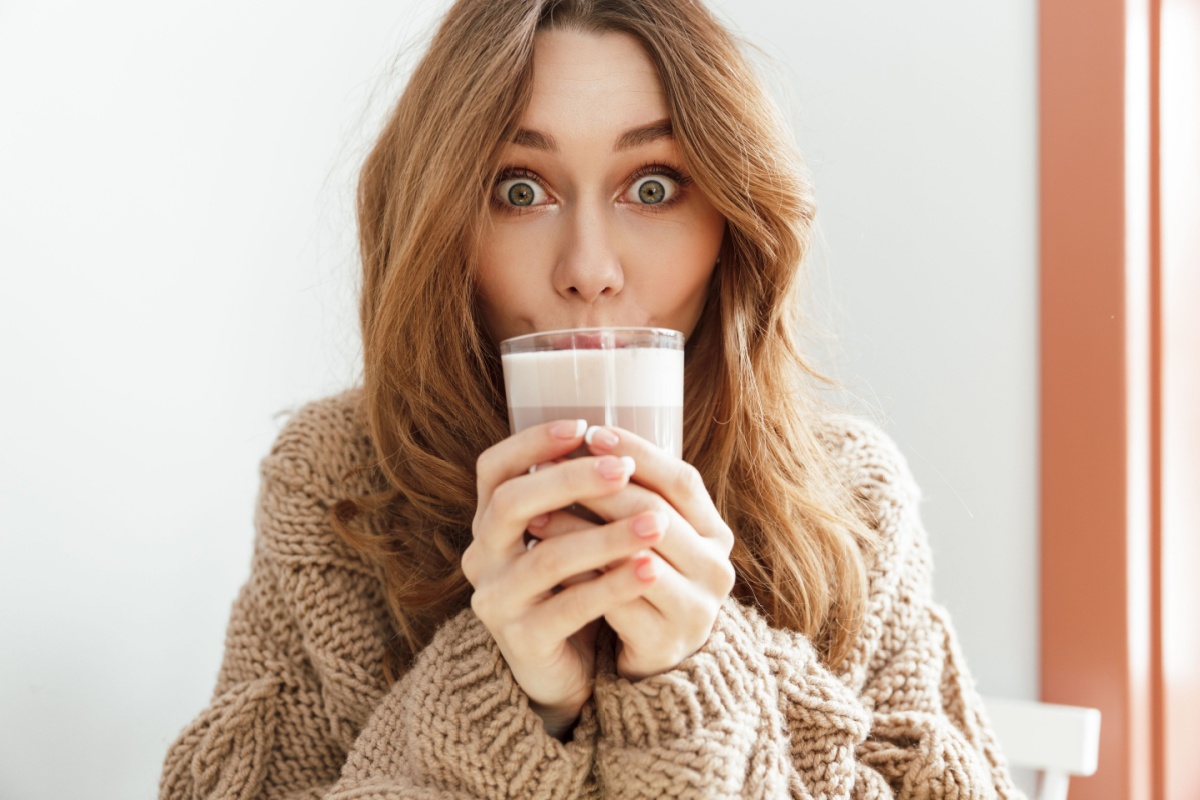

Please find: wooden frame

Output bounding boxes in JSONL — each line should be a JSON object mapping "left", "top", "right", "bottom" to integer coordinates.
{"left": 1040, "top": 0, "right": 1199, "bottom": 797}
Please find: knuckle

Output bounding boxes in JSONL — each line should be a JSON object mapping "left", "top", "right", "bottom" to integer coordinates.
{"left": 476, "top": 445, "right": 500, "bottom": 478}
{"left": 489, "top": 480, "right": 519, "bottom": 519}
{"left": 531, "top": 543, "right": 567, "bottom": 578}
{"left": 708, "top": 516, "right": 735, "bottom": 557}
{"left": 698, "top": 550, "right": 732, "bottom": 595}
{"left": 716, "top": 557, "right": 736, "bottom": 596}
{"left": 673, "top": 462, "right": 706, "bottom": 497}
{"left": 716, "top": 519, "right": 734, "bottom": 547}
{"left": 476, "top": 583, "right": 516, "bottom": 628}
{"left": 651, "top": 498, "right": 674, "bottom": 519}
{"left": 470, "top": 587, "right": 491, "bottom": 621}
{"left": 721, "top": 534, "right": 735, "bottom": 560}
{"left": 461, "top": 543, "right": 479, "bottom": 584}
{"left": 471, "top": 506, "right": 499, "bottom": 548}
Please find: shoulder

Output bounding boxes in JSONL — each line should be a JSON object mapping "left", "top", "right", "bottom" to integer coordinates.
{"left": 251, "top": 388, "right": 395, "bottom": 726}
{"left": 816, "top": 417, "right": 936, "bottom": 604}
{"left": 258, "top": 386, "right": 377, "bottom": 505}
{"left": 252, "top": 385, "right": 384, "bottom": 578}
{"left": 815, "top": 413, "right": 923, "bottom": 520}
{"left": 815, "top": 414, "right": 936, "bottom": 678}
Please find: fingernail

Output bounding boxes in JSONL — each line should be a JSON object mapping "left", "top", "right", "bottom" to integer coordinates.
{"left": 551, "top": 419, "right": 588, "bottom": 439}
{"left": 632, "top": 511, "right": 668, "bottom": 538}
{"left": 529, "top": 513, "right": 550, "bottom": 528}
{"left": 596, "top": 455, "right": 635, "bottom": 480}
{"left": 584, "top": 425, "right": 620, "bottom": 450}
{"left": 635, "top": 555, "right": 657, "bottom": 581}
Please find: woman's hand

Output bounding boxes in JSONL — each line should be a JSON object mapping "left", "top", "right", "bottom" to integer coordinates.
{"left": 461, "top": 419, "right": 666, "bottom": 738}
{"left": 530, "top": 425, "right": 736, "bottom": 681}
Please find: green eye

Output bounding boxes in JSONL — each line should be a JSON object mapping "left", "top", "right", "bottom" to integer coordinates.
{"left": 637, "top": 179, "right": 666, "bottom": 204}
{"left": 508, "top": 182, "right": 535, "bottom": 206}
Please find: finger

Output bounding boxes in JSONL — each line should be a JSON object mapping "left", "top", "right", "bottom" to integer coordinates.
{"left": 524, "top": 541, "right": 601, "bottom": 589}
{"left": 605, "top": 557, "right": 718, "bottom": 672}
{"left": 478, "top": 454, "right": 636, "bottom": 554}
{"left": 524, "top": 555, "right": 660, "bottom": 643}
{"left": 556, "top": 569, "right": 603, "bottom": 589}
{"left": 476, "top": 419, "right": 588, "bottom": 507}
{"left": 512, "top": 515, "right": 665, "bottom": 608}
{"left": 587, "top": 486, "right": 736, "bottom": 600}
{"left": 527, "top": 456, "right": 567, "bottom": 475}
{"left": 584, "top": 425, "right": 733, "bottom": 552}
{"left": 591, "top": 508, "right": 671, "bottom": 570}
{"left": 526, "top": 513, "right": 600, "bottom": 588}
{"left": 533, "top": 507, "right": 670, "bottom": 587}
{"left": 584, "top": 424, "right": 720, "bottom": 529}
{"left": 604, "top": 597, "right": 665, "bottom": 664}
{"left": 609, "top": 552, "right": 688, "bottom": 622}
{"left": 582, "top": 483, "right": 710, "bottom": 578}
{"left": 527, "top": 507, "right": 597, "bottom": 542}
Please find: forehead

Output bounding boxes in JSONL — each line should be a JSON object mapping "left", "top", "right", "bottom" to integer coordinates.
{"left": 523, "top": 29, "right": 669, "bottom": 135}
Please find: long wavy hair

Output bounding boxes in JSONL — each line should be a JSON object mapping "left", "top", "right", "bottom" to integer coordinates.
{"left": 333, "top": 0, "right": 879, "bottom": 684}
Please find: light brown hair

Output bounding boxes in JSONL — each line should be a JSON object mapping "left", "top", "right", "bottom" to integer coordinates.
{"left": 334, "top": 0, "right": 878, "bottom": 683}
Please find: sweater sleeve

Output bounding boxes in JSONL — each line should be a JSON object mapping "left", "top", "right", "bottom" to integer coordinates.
{"left": 325, "top": 607, "right": 599, "bottom": 799}
{"left": 158, "top": 530, "right": 362, "bottom": 798}
{"left": 159, "top": 392, "right": 599, "bottom": 800}
{"left": 159, "top": 407, "right": 376, "bottom": 800}
{"left": 592, "top": 598, "right": 1019, "bottom": 799}
{"left": 590, "top": 418, "right": 1024, "bottom": 800}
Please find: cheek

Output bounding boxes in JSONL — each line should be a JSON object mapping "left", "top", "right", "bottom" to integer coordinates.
{"left": 475, "top": 222, "right": 554, "bottom": 335}
{"left": 630, "top": 208, "right": 724, "bottom": 325}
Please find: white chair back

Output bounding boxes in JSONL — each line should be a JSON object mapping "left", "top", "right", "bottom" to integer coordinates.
{"left": 982, "top": 696, "right": 1102, "bottom": 800}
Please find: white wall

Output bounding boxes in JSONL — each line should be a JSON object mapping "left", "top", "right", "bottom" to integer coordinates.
{"left": 723, "top": 0, "right": 1039, "bottom": 698}
{"left": 0, "top": 2, "right": 1037, "bottom": 798}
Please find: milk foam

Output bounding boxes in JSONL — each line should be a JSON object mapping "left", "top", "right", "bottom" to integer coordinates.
{"left": 501, "top": 348, "right": 683, "bottom": 408}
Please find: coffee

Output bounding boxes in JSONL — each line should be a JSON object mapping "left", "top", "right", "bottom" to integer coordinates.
{"left": 501, "top": 343, "right": 684, "bottom": 457}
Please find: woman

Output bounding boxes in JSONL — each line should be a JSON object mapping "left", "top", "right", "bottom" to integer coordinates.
{"left": 161, "top": 0, "right": 1023, "bottom": 797}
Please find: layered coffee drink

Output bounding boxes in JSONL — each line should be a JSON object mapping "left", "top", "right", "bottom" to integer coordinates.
{"left": 500, "top": 328, "right": 684, "bottom": 457}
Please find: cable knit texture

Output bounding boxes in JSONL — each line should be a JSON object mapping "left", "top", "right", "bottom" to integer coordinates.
{"left": 160, "top": 387, "right": 1024, "bottom": 799}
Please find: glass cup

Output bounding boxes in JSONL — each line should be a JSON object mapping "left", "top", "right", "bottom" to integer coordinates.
{"left": 499, "top": 327, "right": 684, "bottom": 457}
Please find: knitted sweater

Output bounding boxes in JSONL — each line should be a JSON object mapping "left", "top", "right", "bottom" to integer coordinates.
{"left": 160, "top": 387, "right": 1024, "bottom": 799}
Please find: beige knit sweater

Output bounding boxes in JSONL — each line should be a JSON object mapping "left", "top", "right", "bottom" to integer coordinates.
{"left": 160, "top": 387, "right": 1024, "bottom": 799}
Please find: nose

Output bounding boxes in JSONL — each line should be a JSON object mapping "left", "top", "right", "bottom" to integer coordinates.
{"left": 552, "top": 204, "right": 624, "bottom": 303}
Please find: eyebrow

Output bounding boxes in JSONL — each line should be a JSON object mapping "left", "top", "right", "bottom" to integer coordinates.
{"left": 510, "top": 119, "right": 674, "bottom": 153}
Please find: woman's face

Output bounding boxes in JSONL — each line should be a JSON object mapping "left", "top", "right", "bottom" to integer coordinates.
{"left": 475, "top": 28, "right": 727, "bottom": 344}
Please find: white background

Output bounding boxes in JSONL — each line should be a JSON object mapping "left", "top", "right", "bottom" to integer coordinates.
{"left": 0, "top": 1, "right": 1037, "bottom": 797}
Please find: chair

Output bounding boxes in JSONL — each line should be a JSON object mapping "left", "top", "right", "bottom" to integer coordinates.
{"left": 982, "top": 696, "right": 1102, "bottom": 800}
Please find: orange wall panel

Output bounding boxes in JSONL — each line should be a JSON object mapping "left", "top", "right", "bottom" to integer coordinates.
{"left": 1042, "top": 0, "right": 1200, "bottom": 797}
{"left": 1039, "top": 0, "right": 1149, "bottom": 798}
